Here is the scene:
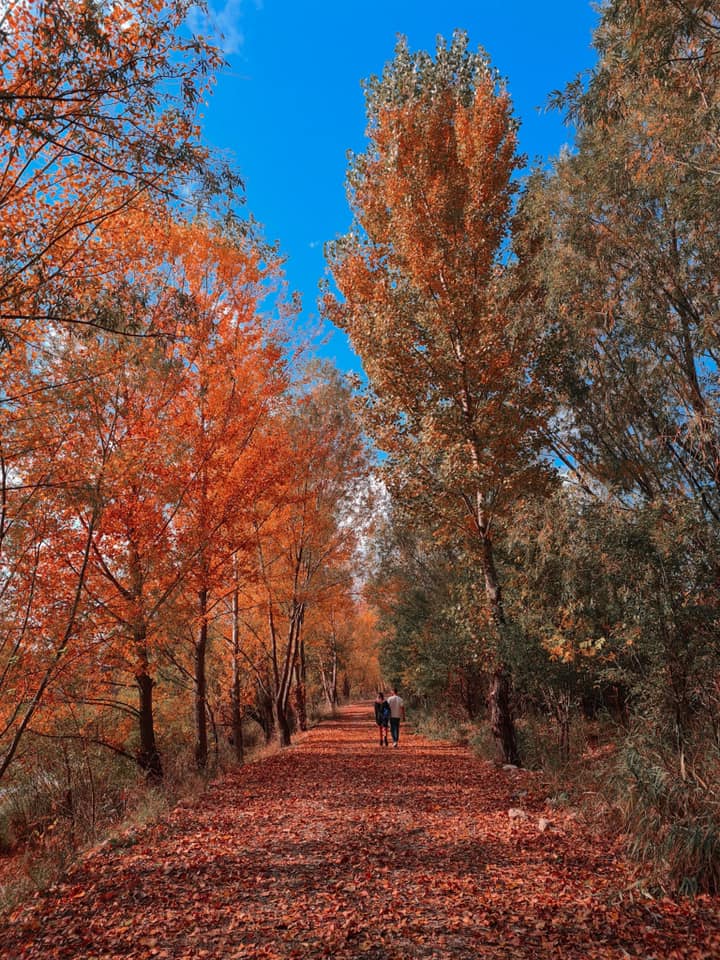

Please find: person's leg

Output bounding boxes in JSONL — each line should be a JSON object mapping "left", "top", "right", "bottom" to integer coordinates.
{"left": 383, "top": 723, "right": 389, "bottom": 746}
{"left": 390, "top": 717, "right": 400, "bottom": 745}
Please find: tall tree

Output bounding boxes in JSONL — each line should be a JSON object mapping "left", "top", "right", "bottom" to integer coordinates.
{"left": 168, "top": 222, "right": 288, "bottom": 770}
{"left": 325, "top": 33, "right": 550, "bottom": 762}
{"left": 511, "top": 0, "right": 720, "bottom": 802}
{"left": 520, "top": 0, "right": 720, "bottom": 516}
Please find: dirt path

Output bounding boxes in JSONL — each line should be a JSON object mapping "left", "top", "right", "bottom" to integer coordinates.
{"left": 3, "top": 705, "right": 718, "bottom": 959}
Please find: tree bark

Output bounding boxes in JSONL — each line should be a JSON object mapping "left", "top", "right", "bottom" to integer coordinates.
{"left": 273, "top": 698, "right": 292, "bottom": 748}
{"left": 230, "top": 576, "right": 244, "bottom": 764}
{"left": 480, "top": 527, "right": 505, "bottom": 626}
{"left": 330, "top": 644, "right": 338, "bottom": 706}
{"left": 195, "top": 586, "right": 209, "bottom": 769}
{"left": 254, "top": 681, "right": 275, "bottom": 743}
{"left": 488, "top": 664, "right": 519, "bottom": 765}
{"left": 320, "top": 642, "right": 339, "bottom": 708}
{"left": 478, "top": 525, "right": 521, "bottom": 766}
{"left": 136, "top": 650, "right": 162, "bottom": 780}
{"left": 294, "top": 633, "right": 308, "bottom": 732}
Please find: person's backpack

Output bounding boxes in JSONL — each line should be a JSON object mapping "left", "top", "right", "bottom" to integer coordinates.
{"left": 381, "top": 700, "right": 391, "bottom": 722}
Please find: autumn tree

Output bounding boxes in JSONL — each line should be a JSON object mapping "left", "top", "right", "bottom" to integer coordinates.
{"left": 0, "top": 0, "right": 236, "bottom": 351}
{"left": 168, "top": 222, "right": 288, "bottom": 770}
{"left": 520, "top": 0, "right": 720, "bottom": 516}
{"left": 0, "top": 0, "right": 242, "bottom": 782}
{"left": 25, "top": 216, "right": 200, "bottom": 781}
{"left": 325, "top": 33, "right": 551, "bottom": 762}
{"left": 0, "top": 204, "right": 185, "bottom": 782}
{"left": 513, "top": 0, "right": 720, "bottom": 748}
{"left": 505, "top": 0, "right": 720, "bottom": 889}
{"left": 247, "top": 367, "right": 369, "bottom": 747}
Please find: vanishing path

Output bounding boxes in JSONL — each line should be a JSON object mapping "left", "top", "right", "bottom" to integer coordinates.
{"left": 3, "top": 705, "right": 718, "bottom": 959}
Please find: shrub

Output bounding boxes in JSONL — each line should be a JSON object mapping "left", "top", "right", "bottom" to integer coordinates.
{"left": 617, "top": 743, "right": 720, "bottom": 895}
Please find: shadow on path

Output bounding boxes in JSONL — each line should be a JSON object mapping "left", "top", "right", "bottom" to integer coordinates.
{"left": 2, "top": 703, "right": 718, "bottom": 959}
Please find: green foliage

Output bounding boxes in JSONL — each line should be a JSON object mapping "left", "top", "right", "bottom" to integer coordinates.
{"left": 617, "top": 739, "right": 720, "bottom": 895}
{"left": 518, "top": 0, "right": 720, "bottom": 524}
{"left": 372, "top": 516, "right": 491, "bottom": 720}
{"left": 412, "top": 710, "right": 466, "bottom": 745}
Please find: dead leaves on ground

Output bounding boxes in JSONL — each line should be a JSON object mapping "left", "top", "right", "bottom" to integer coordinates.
{"left": 3, "top": 706, "right": 719, "bottom": 959}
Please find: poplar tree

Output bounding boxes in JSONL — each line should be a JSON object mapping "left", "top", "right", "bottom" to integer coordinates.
{"left": 325, "top": 33, "right": 551, "bottom": 763}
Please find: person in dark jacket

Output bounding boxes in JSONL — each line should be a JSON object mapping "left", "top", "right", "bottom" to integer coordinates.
{"left": 374, "top": 692, "right": 390, "bottom": 746}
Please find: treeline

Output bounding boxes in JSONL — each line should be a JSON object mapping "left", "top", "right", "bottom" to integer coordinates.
{"left": 0, "top": 0, "right": 378, "bottom": 863}
{"left": 326, "top": 1, "right": 720, "bottom": 892}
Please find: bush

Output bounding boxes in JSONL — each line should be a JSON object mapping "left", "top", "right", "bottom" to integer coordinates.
{"left": 467, "top": 722, "right": 496, "bottom": 761}
{"left": 617, "top": 742, "right": 720, "bottom": 895}
{"left": 413, "top": 710, "right": 466, "bottom": 744}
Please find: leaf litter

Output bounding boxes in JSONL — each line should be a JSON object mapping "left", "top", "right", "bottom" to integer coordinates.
{"left": 2, "top": 705, "right": 718, "bottom": 959}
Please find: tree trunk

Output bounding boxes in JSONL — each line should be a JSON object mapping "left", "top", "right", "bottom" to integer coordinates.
{"left": 230, "top": 577, "right": 244, "bottom": 764}
{"left": 136, "top": 661, "right": 162, "bottom": 780}
{"left": 294, "top": 633, "right": 308, "bottom": 732}
{"left": 195, "top": 586, "right": 209, "bottom": 770}
{"left": 255, "top": 681, "right": 275, "bottom": 742}
{"left": 320, "top": 644, "right": 339, "bottom": 709}
{"left": 478, "top": 524, "right": 521, "bottom": 766}
{"left": 274, "top": 698, "right": 292, "bottom": 748}
{"left": 480, "top": 526, "right": 505, "bottom": 626}
{"left": 488, "top": 664, "right": 519, "bottom": 765}
{"left": 330, "top": 640, "right": 338, "bottom": 706}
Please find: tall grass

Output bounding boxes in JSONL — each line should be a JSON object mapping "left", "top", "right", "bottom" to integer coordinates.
{"left": 618, "top": 743, "right": 720, "bottom": 895}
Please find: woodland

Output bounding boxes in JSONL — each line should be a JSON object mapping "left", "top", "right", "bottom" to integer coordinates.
{"left": 0, "top": 0, "right": 719, "bottom": 948}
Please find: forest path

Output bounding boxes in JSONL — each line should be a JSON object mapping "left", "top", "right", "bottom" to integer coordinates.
{"left": 3, "top": 704, "right": 718, "bottom": 959}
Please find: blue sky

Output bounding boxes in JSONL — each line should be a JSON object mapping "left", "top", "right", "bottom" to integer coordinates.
{"left": 194, "top": 1, "right": 599, "bottom": 374}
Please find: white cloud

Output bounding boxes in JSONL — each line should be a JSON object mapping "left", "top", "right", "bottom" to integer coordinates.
{"left": 189, "top": 0, "right": 247, "bottom": 56}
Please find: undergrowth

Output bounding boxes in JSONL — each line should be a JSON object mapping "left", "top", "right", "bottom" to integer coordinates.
{"left": 0, "top": 719, "right": 268, "bottom": 917}
{"left": 461, "top": 705, "right": 720, "bottom": 895}
{"left": 616, "top": 740, "right": 720, "bottom": 896}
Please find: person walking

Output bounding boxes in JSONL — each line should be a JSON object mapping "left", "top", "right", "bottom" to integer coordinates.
{"left": 386, "top": 687, "right": 406, "bottom": 747}
{"left": 373, "top": 691, "right": 390, "bottom": 746}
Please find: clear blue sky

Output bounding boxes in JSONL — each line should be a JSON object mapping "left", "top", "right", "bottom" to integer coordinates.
{"left": 194, "top": 1, "right": 598, "bottom": 374}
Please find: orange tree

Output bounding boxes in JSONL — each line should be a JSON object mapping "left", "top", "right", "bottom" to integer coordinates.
{"left": 0, "top": 0, "right": 234, "bottom": 351}
{"left": 0, "top": 213, "right": 289, "bottom": 781}
{"left": 245, "top": 368, "right": 369, "bottom": 746}
{"left": 324, "top": 33, "right": 551, "bottom": 762}
{"left": 0, "top": 203, "right": 184, "bottom": 782}
{"left": 167, "top": 222, "right": 289, "bottom": 770}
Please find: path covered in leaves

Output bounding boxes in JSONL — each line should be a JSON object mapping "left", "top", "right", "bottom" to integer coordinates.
{"left": 3, "top": 705, "right": 719, "bottom": 959}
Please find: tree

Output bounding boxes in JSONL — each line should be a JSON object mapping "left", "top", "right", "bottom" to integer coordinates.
{"left": 168, "top": 221, "right": 288, "bottom": 769}
{"left": 519, "top": 0, "right": 720, "bottom": 516}
{"left": 325, "top": 32, "right": 551, "bottom": 762}
{"left": 507, "top": 1, "right": 720, "bottom": 888}
{"left": 247, "top": 368, "right": 369, "bottom": 747}
{"left": 0, "top": 205, "right": 187, "bottom": 782}
{"left": 0, "top": 0, "right": 236, "bottom": 350}
{"left": 514, "top": 0, "right": 720, "bottom": 738}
